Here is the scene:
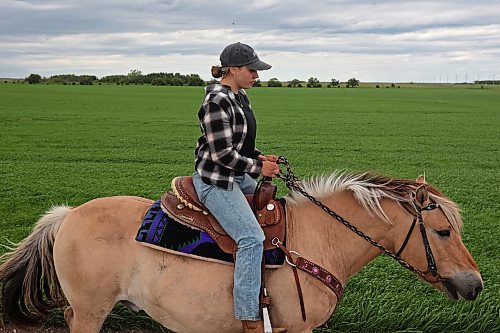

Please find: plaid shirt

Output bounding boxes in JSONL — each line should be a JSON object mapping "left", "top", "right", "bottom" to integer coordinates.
{"left": 195, "top": 84, "right": 262, "bottom": 190}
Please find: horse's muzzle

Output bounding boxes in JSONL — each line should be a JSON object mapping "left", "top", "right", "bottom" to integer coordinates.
{"left": 441, "top": 271, "right": 483, "bottom": 300}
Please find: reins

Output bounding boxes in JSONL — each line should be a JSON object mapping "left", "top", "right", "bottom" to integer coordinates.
{"left": 275, "top": 156, "right": 442, "bottom": 283}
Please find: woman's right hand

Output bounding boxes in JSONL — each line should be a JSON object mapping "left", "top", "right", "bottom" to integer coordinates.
{"left": 261, "top": 160, "right": 280, "bottom": 178}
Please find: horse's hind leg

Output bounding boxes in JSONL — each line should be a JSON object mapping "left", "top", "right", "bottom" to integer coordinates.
{"left": 64, "top": 307, "right": 74, "bottom": 330}
{"left": 54, "top": 204, "right": 130, "bottom": 332}
{"left": 56, "top": 249, "right": 119, "bottom": 332}
{"left": 64, "top": 301, "right": 114, "bottom": 333}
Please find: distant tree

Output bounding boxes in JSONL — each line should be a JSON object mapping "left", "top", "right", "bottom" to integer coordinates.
{"left": 25, "top": 73, "right": 42, "bottom": 84}
{"left": 47, "top": 74, "right": 96, "bottom": 85}
{"left": 127, "top": 69, "right": 143, "bottom": 84}
{"left": 100, "top": 75, "right": 127, "bottom": 84}
{"left": 288, "top": 79, "right": 302, "bottom": 88}
{"left": 151, "top": 78, "right": 167, "bottom": 86}
{"left": 253, "top": 79, "right": 261, "bottom": 87}
{"left": 347, "top": 78, "right": 360, "bottom": 87}
{"left": 172, "top": 77, "right": 183, "bottom": 86}
{"left": 267, "top": 78, "right": 282, "bottom": 87}
{"left": 128, "top": 69, "right": 142, "bottom": 76}
{"left": 79, "top": 75, "right": 96, "bottom": 85}
{"left": 327, "top": 78, "right": 340, "bottom": 88}
{"left": 307, "top": 77, "right": 321, "bottom": 88}
{"left": 186, "top": 74, "right": 205, "bottom": 86}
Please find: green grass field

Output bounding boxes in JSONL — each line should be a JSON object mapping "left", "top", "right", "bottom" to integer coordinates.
{"left": 0, "top": 83, "right": 499, "bottom": 332}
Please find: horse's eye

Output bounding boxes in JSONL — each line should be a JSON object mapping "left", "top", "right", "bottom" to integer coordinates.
{"left": 424, "top": 203, "right": 439, "bottom": 211}
{"left": 436, "top": 229, "right": 451, "bottom": 237}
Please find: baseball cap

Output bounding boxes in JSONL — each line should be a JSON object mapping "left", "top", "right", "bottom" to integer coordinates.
{"left": 220, "top": 42, "right": 271, "bottom": 71}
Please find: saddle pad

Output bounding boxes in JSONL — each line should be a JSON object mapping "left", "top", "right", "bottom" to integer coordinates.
{"left": 135, "top": 200, "right": 285, "bottom": 266}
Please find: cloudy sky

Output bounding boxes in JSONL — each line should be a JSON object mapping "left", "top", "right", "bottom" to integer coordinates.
{"left": 1, "top": 0, "right": 499, "bottom": 82}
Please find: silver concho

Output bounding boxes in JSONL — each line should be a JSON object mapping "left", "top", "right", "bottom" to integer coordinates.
{"left": 266, "top": 203, "right": 275, "bottom": 211}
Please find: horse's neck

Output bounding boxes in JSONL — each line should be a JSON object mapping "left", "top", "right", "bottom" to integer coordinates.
{"left": 286, "top": 191, "right": 395, "bottom": 284}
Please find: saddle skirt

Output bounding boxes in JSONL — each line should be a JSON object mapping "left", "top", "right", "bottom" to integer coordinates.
{"left": 160, "top": 176, "right": 286, "bottom": 254}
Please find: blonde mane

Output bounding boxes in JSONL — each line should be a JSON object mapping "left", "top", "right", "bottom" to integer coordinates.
{"left": 285, "top": 171, "right": 462, "bottom": 231}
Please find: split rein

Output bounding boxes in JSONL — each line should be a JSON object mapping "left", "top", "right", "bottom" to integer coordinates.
{"left": 273, "top": 156, "right": 442, "bottom": 284}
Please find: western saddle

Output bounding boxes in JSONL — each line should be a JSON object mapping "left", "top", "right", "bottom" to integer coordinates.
{"left": 160, "top": 176, "right": 286, "bottom": 255}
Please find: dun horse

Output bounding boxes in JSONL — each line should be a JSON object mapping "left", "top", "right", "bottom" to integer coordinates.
{"left": 0, "top": 171, "right": 483, "bottom": 333}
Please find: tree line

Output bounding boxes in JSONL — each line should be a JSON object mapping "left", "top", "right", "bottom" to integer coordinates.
{"left": 23, "top": 71, "right": 361, "bottom": 88}
{"left": 24, "top": 70, "right": 205, "bottom": 86}
{"left": 255, "top": 77, "right": 359, "bottom": 88}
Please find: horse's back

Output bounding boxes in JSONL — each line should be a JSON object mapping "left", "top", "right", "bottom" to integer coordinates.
{"left": 55, "top": 195, "right": 152, "bottom": 250}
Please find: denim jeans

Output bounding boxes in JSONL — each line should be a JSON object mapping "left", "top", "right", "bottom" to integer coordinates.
{"left": 192, "top": 172, "right": 265, "bottom": 320}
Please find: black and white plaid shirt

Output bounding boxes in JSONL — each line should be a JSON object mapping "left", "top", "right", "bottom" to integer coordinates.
{"left": 194, "top": 84, "right": 262, "bottom": 190}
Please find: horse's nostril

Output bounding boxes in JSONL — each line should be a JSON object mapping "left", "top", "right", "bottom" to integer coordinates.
{"left": 467, "top": 284, "right": 483, "bottom": 300}
{"left": 474, "top": 284, "right": 483, "bottom": 295}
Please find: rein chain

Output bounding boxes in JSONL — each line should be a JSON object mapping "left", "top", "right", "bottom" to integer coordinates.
{"left": 275, "top": 156, "right": 440, "bottom": 282}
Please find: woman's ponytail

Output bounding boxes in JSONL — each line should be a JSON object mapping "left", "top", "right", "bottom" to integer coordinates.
{"left": 211, "top": 65, "right": 228, "bottom": 79}
{"left": 211, "top": 66, "right": 223, "bottom": 78}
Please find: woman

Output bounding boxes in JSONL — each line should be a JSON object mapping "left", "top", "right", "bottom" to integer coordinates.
{"left": 192, "top": 42, "right": 286, "bottom": 333}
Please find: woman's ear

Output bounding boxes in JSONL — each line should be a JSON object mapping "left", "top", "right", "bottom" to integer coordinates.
{"left": 227, "top": 67, "right": 239, "bottom": 76}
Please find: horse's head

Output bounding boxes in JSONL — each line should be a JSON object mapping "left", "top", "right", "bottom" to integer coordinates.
{"left": 283, "top": 169, "right": 483, "bottom": 301}
{"left": 392, "top": 175, "right": 483, "bottom": 300}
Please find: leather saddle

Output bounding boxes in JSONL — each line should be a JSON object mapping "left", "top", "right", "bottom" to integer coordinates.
{"left": 160, "top": 176, "right": 286, "bottom": 254}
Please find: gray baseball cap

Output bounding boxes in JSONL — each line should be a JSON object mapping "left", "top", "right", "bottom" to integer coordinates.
{"left": 220, "top": 42, "right": 272, "bottom": 71}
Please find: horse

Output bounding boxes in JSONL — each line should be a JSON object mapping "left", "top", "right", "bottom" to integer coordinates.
{"left": 0, "top": 171, "right": 483, "bottom": 333}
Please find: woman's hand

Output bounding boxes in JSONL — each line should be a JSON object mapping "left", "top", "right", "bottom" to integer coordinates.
{"left": 261, "top": 160, "right": 280, "bottom": 178}
{"left": 258, "top": 154, "right": 279, "bottom": 163}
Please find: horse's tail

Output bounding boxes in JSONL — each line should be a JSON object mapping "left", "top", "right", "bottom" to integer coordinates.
{"left": 0, "top": 205, "right": 71, "bottom": 323}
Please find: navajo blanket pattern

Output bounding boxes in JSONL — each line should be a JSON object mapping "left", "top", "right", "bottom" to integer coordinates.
{"left": 136, "top": 200, "right": 285, "bottom": 266}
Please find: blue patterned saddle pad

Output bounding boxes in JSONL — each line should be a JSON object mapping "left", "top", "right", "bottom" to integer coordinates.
{"left": 135, "top": 200, "right": 285, "bottom": 266}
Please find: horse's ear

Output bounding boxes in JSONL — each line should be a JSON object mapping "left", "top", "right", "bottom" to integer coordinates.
{"left": 415, "top": 185, "right": 429, "bottom": 206}
{"left": 416, "top": 175, "right": 427, "bottom": 184}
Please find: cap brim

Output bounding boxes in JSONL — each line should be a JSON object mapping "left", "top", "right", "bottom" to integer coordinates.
{"left": 247, "top": 59, "right": 272, "bottom": 71}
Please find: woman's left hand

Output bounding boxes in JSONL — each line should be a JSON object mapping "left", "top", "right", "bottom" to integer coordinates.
{"left": 258, "top": 154, "right": 279, "bottom": 163}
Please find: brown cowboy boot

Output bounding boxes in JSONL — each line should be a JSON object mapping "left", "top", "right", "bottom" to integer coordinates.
{"left": 241, "top": 320, "right": 287, "bottom": 333}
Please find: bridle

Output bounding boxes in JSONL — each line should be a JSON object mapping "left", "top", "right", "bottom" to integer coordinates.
{"left": 397, "top": 199, "right": 440, "bottom": 280}
{"left": 276, "top": 156, "right": 443, "bottom": 283}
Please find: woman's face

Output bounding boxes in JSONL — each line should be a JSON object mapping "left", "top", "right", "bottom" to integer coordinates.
{"left": 232, "top": 66, "right": 259, "bottom": 89}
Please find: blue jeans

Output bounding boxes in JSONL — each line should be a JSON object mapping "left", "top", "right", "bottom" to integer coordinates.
{"left": 192, "top": 172, "right": 264, "bottom": 320}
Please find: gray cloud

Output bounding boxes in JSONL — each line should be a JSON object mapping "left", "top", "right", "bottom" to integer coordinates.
{"left": 1, "top": 0, "right": 499, "bottom": 81}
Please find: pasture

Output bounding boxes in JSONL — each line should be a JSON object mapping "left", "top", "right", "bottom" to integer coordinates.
{"left": 0, "top": 83, "right": 499, "bottom": 332}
